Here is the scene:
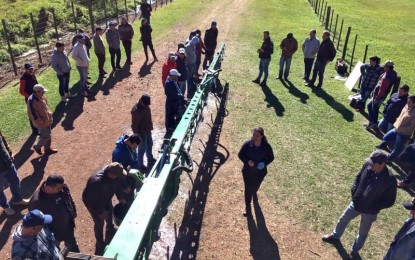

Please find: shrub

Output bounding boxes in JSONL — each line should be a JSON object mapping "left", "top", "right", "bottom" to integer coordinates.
{"left": 0, "top": 49, "right": 11, "bottom": 65}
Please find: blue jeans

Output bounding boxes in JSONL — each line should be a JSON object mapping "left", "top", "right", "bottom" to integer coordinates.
{"left": 279, "top": 56, "right": 292, "bottom": 78}
{"left": 303, "top": 58, "right": 314, "bottom": 80}
{"left": 186, "top": 63, "right": 196, "bottom": 99}
{"left": 76, "top": 66, "right": 88, "bottom": 93}
{"left": 381, "top": 128, "right": 410, "bottom": 160}
{"left": 367, "top": 98, "right": 384, "bottom": 124}
{"left": 332, "top": 202, "right": 377, "bottom": 253}
{"left": 257, "top": 58, "right": 271, "bottom": 82}
{"left": 310, "top": 59, "right": 327, "bottom": 87}
{"left": 57, "top": 72, "right": 70, "bottom": 96}
{"left": 359, "top": 87, "right": 372, "bottom": 105}
{"left": 378, "top": 117, "right": 393, "bottom": 133}
{"left": 0, "top": 164, "right": 23, "bottom": 209}
{"left": 138, "top": 133, "right": 155, "bottom": 168}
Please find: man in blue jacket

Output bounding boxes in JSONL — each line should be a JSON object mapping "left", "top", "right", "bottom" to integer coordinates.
{"left": 322, "top": 151, "right": 397, "bottom": 259}
{"left": 376, "top": 85, "right": 409, "bottom": 132}
{"left": 112, "top": 134, "right": 141, "bottom": 171}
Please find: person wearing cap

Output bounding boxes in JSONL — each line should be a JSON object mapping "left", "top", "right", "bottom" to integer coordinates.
{"left": 112, "top": 134, "right": 141, "bottom": 170}
{"left": 195, "top": 29, "right": 206, "bottom": 77}
{"left": 366, "top": 60, "right": 398, "bottom": 129}
{"left": 306, "top": 30, "right": 336, "bottom": 89}
{"left": 162, "top": 52, "right": 177, "bottom": 87}
{"left": 51, "top": 42, "right": 76, "bottom": 103}
{"left": 277, "top": 32, "right": 298, "bottom": 80}
{"left": 119, "top": 17, "right": 134, "bottom": 65}
{"left": 11, "top": 209, "right": 61, "bottom": 259}
{"left": 139, "top": 0, "right": 152, "bottom": 24}
{"left": 28, "top": 174, "right": 79, "bottom": 252}
{"left": 322, "top": 150, "right": 397, "bottom": 259}
{"left": 82, "top": 162, "right": 127, "bottom": 255}
{"left": 131, "top": 95, "right": 157, "bottom": 171}
{"left": 93, "top": 27, "right": 107, "bottom": 78}
{"left": 27, "top": 84, "right": 58, "bottom": 155}
{"left": 384, "top": 198, "right": 415, "bottom": 260}
{"left": 106, "top": 22, "right": 123, "bottom": 71}
{"left": 396, "top": 143, "right": 415, "bottom": 188}
{"left": 71, "top": 29, "right": 92, "bottom": 57}
{"left": 302, "top": 29, "right": 320, "bottom": 83}
{"left": 376, "top": 95, "right": 415, "bottom": 162}
{"left": 19, "top": 63, "right": 39, "bottom": 135}
{"left": 203, "top": 20, "right": 219, "bottom": 70}
{"left": 0, "top": 130, "right": 29, "bottom": 216}
{"left": 377, "top": 85, "right": 409, "bottom": 133}
{"left": 185, "top": 31, "right": 200, "bottom": 98}
{"left": 252, "top": 31, "right": 274, "bottom": 87}
{"left": 176, "top": 47, "right": 188, "bottom": 95}
{"left": 164, "top": 69, "right": 183, "bottom": 131}
{"left": 356, "top": 56, "right": 383, "bottom": 109}
{"left": 72, "top": 34, "right": 91, "bottom": 97}
{"left": 139, "top": 18, "right": 157, "bottom": 62}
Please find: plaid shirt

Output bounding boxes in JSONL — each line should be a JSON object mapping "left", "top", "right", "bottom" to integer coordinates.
{"left": 12, "top": 225, "right": 61, "bottom": 260}
{"left": 360, "top": 63, "right": 383, "bottom": 90}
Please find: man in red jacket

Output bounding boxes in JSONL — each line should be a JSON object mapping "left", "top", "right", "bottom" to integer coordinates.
{"left": 161, "top": 52, "right": 177, "bottom": 87}
{"left": 20, "top": 63, "right": 39, "bottom": 135}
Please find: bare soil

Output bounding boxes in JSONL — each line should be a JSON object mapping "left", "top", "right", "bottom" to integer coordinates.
{"left": 0, "top": 0, "right": 341, "bottom": 259}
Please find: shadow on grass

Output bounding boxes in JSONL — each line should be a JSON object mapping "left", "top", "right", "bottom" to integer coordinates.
{"left": 170, "top": 84, "right": 230, "bottom": 259}
{"left": 330, "top": 240, "right": 352, "bottom": 260}
{"left": 13, "top": 134, "right": 36, "bottom": 170}
{"left": 139, "top": 60, "right": 157, "bottom": 78}
{"left": 261, "top": 84, "right": 285, "bottom": 117}
{"left": 313, "top": 87, "right": 354, "bottom": 122}
{"left": 247, "top": 201, "right": 280, "bottom": 260}
{"left": 0, "top": 211, "right": 24, "bottom": 252}
{"left": 281, "top": 79, "right": 309, "bottom": 104}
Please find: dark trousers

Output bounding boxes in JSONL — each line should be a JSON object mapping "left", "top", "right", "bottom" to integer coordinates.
{"left": 303, "top": 58, "right": 314, "bottom": 80}
{"left": 96, "top": 53, "right": 105, "bottom": 75}
{"left": 57, "top": 72, "right": 70, "bottom": 96}
{"left": 242, "top": 171, "right": 266, "bottom": 208}
{"left": 85, "top": 205, "right": 115, "bottom": 255}
{"left": 122, "top": 40, "right": 132, "bottom": 62}
{"left": 403, "top": 170, "right": 415, "bottom": 184}
{"left": 143, "top": 15, "right": 151, "bottom": 25}
{"left": 203, "top": 50, "right": 214, "bottom": 70}
{"left": 143, "top": 41, "right": 156, "bottom": 60}
{"left": 310, "top": 59, "right": 327, "bottom": 87}
{"left": 109, "top": 47, "right": 121, "bottom": 70}
{"left": 367, "top": 98, "right": 384, "bottom": 124}
{"left": 25, "top": 98, "right": 38, "bottom": 134}
{"left": 60, "top": 226, "right": 80, "bottom": 253}
{"left": 165, "top": 100, "right": 179, "bottom": 129}
{"left": 196, "top": 54, "right": 201, "bottom": 75}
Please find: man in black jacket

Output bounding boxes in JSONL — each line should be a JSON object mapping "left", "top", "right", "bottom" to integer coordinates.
{"left": 28, "top": 174, "right": 79, "bottom": 252}
{"left": 82, "top": 162, "right": 126, "bottom": 255}
{"left": 377, "top": 85, "right": 409, "bottom": 132}
{"left": 322, "top": 150, "right": 397, "bottom": 259}
{"left": 306, "top": 30, "right": 336, "bottom": 89}
{"left": 252, "top": 31, "right": 274, "bottom": 87}
{"left": 203, "top": 20, "right": 218, "bottom": 70}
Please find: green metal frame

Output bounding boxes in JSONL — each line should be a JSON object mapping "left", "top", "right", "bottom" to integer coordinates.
{"left": 103, "top": 44, "right": 226, "bottom": 260}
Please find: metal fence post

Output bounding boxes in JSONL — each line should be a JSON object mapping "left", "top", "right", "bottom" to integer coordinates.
{"left": 349, "top": 34, "right": 358, "bottom": 72}
{"left": 30, "top": 13, "right": 42, "bottom": 63}
{"left": 71, "top": 0, "right": 77, "bottom": 30}
{"left": 315, "top": 0, "right": 319, "bottom": 14}
{"left": 319, "top": 1, "right": 324, "bottom": 21}
{"left": 363, "top": 44, "right": 369, "bottom": 63}
{"left": 2, "top": 19, "right": 17, "bottom": 76}
{"left": 342, "top": 26, "right": 351, "bottom": 60}
{"left": 337, "top": 19, "right": 344, "bottom": 50}
{"left": 322, "top": 2, "right": 327, "bottom": 22}
{"left": 51, "top": 8, "right": 59, "bottom": 41}
{"left": 333, "top": 14, "right": 339, "bottom": 43}
{"left": 325, "top": 6, "right": 331, "bottom": 30}
{"left": 329, "top": 8, "right": 334, "bottom": 31}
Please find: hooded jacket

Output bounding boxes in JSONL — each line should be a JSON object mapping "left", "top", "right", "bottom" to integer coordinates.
{"left": 51, "top": 49, "right": 71, "bottom": 75}
{"left": 316, "top": 37, "right": 336, "bottom": 62}
{"left": 280, "top": 36, "right": 298, "bottom": 58}
{"left": 118, "top": 23, "right": 134, "bottom": 41}
{"left": 105, "top": 28, "right": 121, "bottom": 49}
{"left": 72, "top": 42, "right": 90, "bottom": 67}
{"left": 161, "top": 59, "right": 177, "bottom": 87}
{"left": 112, "top": 135, "right": 139, "bottom": 170}
{"left": 27, "top": 94, "right": 52, "bottom": 129}
{"left": 131, "top": 102, "right": 153, "bottom": 135}
{"left": 176, "top": 55, "right": 188, "bottom": 82}
{"left": 383, "top": 93, "right": 409, "bottom": 124}
{"left": 258, "top": 37, "right": 274, "bottom": 59}
{"left": 185, "top": 36, "right": 199, "bottom": 64}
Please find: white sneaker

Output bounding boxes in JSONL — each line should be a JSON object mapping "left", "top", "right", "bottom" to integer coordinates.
{"left": 4, "top": 207, "right": 15, "bottom": 216}
{"left": 61, "top": 96, "right": 69, "bottom": 103}
{"left": 65, "top": 92, "right": 77, "bottom": 98}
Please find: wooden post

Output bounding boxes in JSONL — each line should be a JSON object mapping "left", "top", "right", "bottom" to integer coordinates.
{"left": 314, "top": 0, "right": 319, "bottom": 14}
{"left": 103, "top": 0, "right": 108, "bottom": 27}
{"left": 124, "top": 0, "right": 128, "bottom": 19}
{"left": 329, "top": 9, "right": 334, "bottom": 31}
{"left": 154, "top": 0, "right": 157, "bottom": 11}
{"left": 349, "top": 34, "right": 358, "bottom": 72}
{"left": 342, "top": 26, "right": 351, "bottom": 60}
{"left": 363, "top": 44, "right": 369, "bottom": 63}
{"left": 337, "top": 19, "right": 344, "bottom": 50}
{"left": 115, "top": 0, "right": 119, "bottom": 23}
{"left": 2, "top": 19, "right": 17, "bottom": 76}
{"left": 322, "top": 2, "right": 327, "bottom": 22}
{"left": 325, "top": 6, "right": 331, "bottom": 30}
{"left": 71, "top": 0, "right": 77, "bottom": 30}
{"left": 87, "top": 0, "right": 94, "bottom": 34}
{"left": 51, "top": 8, "right": 59, "bottom": 41}
{"left": 30, "top": 13, "right": 42, "bottom": 63}
{"left": 333, "top": 14, "right": 339, "bottom": 43}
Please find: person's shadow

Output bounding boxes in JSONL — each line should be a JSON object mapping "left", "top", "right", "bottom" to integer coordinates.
{"left": 99, "top": 69, "right": 132, "bottom": 96}
{"left": 260, "top": 84, "right": 285, "bottom": 117}
{"left": 12, "top": 134, "right": 37, "bottom": 170}
{"left": 139, "top": 60, "right": 156, "bottom": 78}
{"left": 313, "top": 88, "right": 354, "bottom": 122}
{"left": 60, "top": 95, "right": 86, "bottom": 131}
{"left": 247, "top": 201, "right": 280, "bottom": 260}
{"left": 281, "top": 79, "right": 309, "bottom": 104}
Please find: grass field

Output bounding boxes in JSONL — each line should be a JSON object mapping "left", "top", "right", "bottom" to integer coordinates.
{"left": 1, "top": 0, "right": 414, "bottom": 258}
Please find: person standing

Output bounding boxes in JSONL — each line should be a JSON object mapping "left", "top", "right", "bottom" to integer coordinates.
{"left": 162, "top": 52, "right": 177, "bottom": 87}
{"left": 82, "top": 162, "right": 126, "bottom": 255}
{"left": 71, "top": 28, "right": 92, "bottom": 58}
{"left": 112, "top": 134, "right": 141, "bottom": 170}
{"left": 366, "top": 61, "right": 398, "bottom": 129}
{"left": 164, "top": 69, "right": 183, "bottom": 132}
{"left": 195, "top": 29, "right": 205, "bottom": 76}
{"left": 11, "top": 209, "right": 61, "bottom": 259}
{"left": 139, "top": 0, "right": 152, "bottom": 24}
{"left": 51, "top": 42, "right": 76, "bottom": 103}
{"left": 72, "top": 34, "right": 90, "bottom": 97}
{"left": 306, "top": 30, "right": 336, "bottom": 89}
{"left": 131, "top": 94, "right": 157, "bottom": 171}
{"left": 383, "top": 199, "right": 415, "bottom": 260}
{"left": 277, "top": 32, "right": 298, "bottom": 80}
{"left": 238, "top": 127, "right": 274, "bottom": 217}
{"left": 20, "top": 63, "right": 39, "bottom": 135}
{"left": 0, "top": 130, "right": 29, "bottom": 216}
{"left": 203, "top": 20, "right": 218, "bottom": 70}
{"left": 322, "top": 151, "right": 397, "bottom": 259}
{"left": 106, "top": 22, "right": 122, "bottom": 71}
{"left": 28, "top": 174, "right": 79, "bottom": 252}
{"left": 301, "top": 29, "right": 320, "bottom": 83}
{"left": 185, "top": 31, "right": 199, "bottom": 98}
{"left": 140, "top": 18, "right": 157, "bottom": 62}
{"left": 252, "top": 31, "right": 274, "bottom": 87}
{"left": 27, "top": 84, "right": 58, "bottom": 155}
{"left": 176, "top": 48, "right": 188, "bottom": 95}
{"left": 356, "top": 56, "right": 383, "bottom": 108}
{"left": 377, "top": 85, "right": 409, "bottom": 132}
{"left": 119, "top": 17, "right": 134, "bottom": 65}
{"left": 93, "top": 27, "right": 107, "bottom": 78}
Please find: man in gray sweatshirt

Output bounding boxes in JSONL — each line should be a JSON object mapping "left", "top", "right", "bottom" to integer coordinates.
{"left": 51, "top": 42, "right": 76, "bottom": 102}
{"left": 106, "top": 22, "right": 122, "bottom": 71}
{"left": 185, "top": 31, "right": 199, "bottom": 99}
{"left": 301, "top": 29, "right": 320, "bottom": 83}
{"left": 93, "top": 27, "right": 107, "bottom": 78}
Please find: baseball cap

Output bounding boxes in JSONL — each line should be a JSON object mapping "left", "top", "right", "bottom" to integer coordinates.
{"left": 23, "top": 209, "right": 53, "bottom": 227}
{"left": 76, "top": 34, "right": 85, "bottom": 40}
{"left": 384, "top": 60, "right": 394, "bottom": 67}
{"left": 169, "top": 69, "right": 181, "bottom": 77}
{"left": 365, "top": 150, "right": 388, "bottom": 165}
{"left": 168, "top": 52, "right": 175, "bottom": 59}
{"left": 33, "top": 84, "right": 48, "bottom": 92}
{"left": 24, "top": 63, "right": 33, "bottom": 70}
{"left": 179, "top": 48, "right": 186, "bottom": 54}
{"left": 55, "top": 42, "right": 65, "bottom": 48}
